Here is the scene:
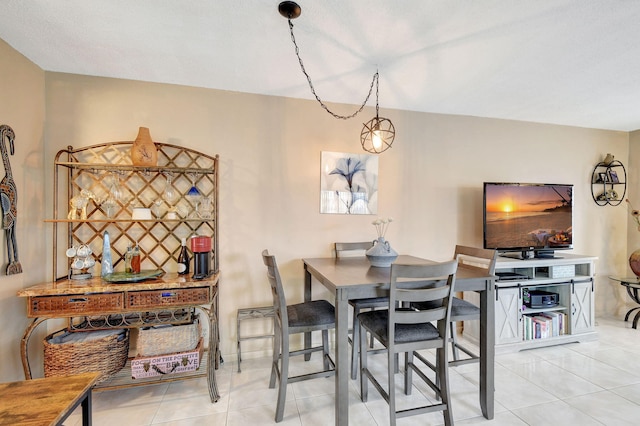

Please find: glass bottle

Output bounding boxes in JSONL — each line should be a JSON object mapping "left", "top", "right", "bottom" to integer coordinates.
{"left": 177, "top": 238, "right": 190, "bottom": 275}
{"left": 124, "top": 244, "right": 133, "bottom": 273}
{"left": 101, "top": 230, "right": 113, "bottom": 276}
{"left": 131, "top": 243, "right": 141, "bottom": 274}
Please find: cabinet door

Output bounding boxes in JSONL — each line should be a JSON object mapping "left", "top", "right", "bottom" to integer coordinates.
{"left": 495, "top": 287, "right": 521, "bottom": 344}
{"left": 571, "top": 280, "right": 594, "bottom": 334}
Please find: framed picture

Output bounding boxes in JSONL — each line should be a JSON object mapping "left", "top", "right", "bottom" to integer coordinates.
{"left": 320, "top": 151, "right": 378, "bottom": 215}
{"left": 608, "top": 170, "right": 619, "bottom": 183}
{"left": 598, "top": 172, "right": 608, "bottom": 183}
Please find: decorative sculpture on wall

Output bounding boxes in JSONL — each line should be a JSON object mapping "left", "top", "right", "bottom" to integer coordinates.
{"left": 0, "top": 125, "right": 21, "bottom": 274}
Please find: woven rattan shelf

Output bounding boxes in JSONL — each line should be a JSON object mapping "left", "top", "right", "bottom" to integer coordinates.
{"left": 18, "top": 141, "right": 221, "bottom": 403}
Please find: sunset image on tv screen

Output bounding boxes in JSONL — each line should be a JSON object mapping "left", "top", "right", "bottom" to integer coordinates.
{"left": 484, "top": 184, "right": 572, "bottom": 250}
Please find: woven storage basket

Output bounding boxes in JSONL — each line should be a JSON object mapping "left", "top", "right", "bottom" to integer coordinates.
{"left": 136, "top": 315, "right": 201, "bottom": 357}
{"left": 44, "top": 328, "right": 129, "bottom": 384}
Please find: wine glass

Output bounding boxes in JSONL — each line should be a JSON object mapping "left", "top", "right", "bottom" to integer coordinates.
{"left": 199, "top": 196, "right": 213, "bottom": 219}
{"left": 163, "top": 174, "right": 178, "bottom": 205}
{"left": 185, "top": 174, "right": 203, "bottom": 218}
{"left": 102, "top": 196, "right": 117, "bottom": 218}
{"left": 108, "top": 172, "right": 121, "bottom": 202}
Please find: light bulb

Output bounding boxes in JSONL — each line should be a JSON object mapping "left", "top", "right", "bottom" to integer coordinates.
{"left": 372, "top": 129, "right": 383, "bottom": 150}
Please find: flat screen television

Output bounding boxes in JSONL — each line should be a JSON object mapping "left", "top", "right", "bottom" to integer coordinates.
{"left": 483, "top": 182, "right": 573, "bottom": 259}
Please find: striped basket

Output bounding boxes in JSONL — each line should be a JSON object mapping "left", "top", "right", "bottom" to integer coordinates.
{"left": 136, "top": 315, "right": 201, "bottom": 357}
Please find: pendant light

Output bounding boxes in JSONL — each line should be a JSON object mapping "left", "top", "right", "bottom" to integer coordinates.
{"left": 278, "top": 1, "right": 395, "bottom": 153}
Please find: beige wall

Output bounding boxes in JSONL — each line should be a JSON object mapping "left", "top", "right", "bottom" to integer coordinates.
{"left": 0, "top": 35, "right": 635, "bottom": 381}
{"left": 43, "top": 72, "right": 630, "bottom": 360}
{"left": 0, "top": 39, "right": 46, "bottom": 381}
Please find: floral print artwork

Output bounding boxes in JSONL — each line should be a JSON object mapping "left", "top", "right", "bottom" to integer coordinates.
{"left": 320, "top": 151, "right": 378, "bottom": 214}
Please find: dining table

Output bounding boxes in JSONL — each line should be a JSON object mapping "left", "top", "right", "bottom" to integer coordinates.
{"left": 303, "top": 254, "right": 495, "bottom": 426}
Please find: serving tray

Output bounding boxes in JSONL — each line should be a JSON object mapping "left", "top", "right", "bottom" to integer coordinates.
{"left": 102, "top": 269, "right": 164, "bottom": 283}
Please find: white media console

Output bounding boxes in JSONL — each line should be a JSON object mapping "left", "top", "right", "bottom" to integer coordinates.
{"left": 467, "top": 253, "right": 597, "bottom": 353}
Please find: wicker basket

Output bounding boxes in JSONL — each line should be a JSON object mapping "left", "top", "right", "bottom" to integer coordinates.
{"left": 136, "top": 315, "right": 201, "bottom": 357}
{"left": 44, "top": 328, "right": 129, "bottom": 384}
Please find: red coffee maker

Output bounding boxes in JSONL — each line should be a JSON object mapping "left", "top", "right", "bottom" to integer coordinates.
{"left": 190, "top": 235, "right": 212, "bottom": 279}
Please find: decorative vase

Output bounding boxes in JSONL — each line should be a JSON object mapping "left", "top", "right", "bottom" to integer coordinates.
{"left": 131, "top": 126, "right": 158, "bottom": 166}
{"left": 630, "top": 249, "right": 640, "bottom": 277}
{"left": 365, "top": 237, "right": 398, "bottom": 267}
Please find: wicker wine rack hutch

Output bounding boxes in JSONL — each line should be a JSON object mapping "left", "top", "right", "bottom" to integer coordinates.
{"left": 18, "top": 142, "right": 221, "bottom": 402}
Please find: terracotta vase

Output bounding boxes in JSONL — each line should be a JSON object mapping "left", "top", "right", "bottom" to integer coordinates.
{"left": 630, "top": 249, "right": 640, "bottom": 276}
{"left": 131, "top": 127, "right": 158, "bottom": 166}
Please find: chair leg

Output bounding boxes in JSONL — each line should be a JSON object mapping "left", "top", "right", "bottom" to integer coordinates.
{"left": 269, "top": 323, "right": 281, "bottom": 389}
{"left": 450, "top": 321, "right": 459, "bottom": 361}
{"left": 388, "top": 348, "right": 397, "bottom": 426}
{"left": 437, "top": 346, "right": 453, "bottom": 426}
{"left": 322, "top": 329, "right": 330, "bottom": 370}
{"left": 237, "top": 313, "right": 242, "bottom": 373}
{"left": 404, "top": 351, "right": 413, "bottom": 395}
{"left": 351, "top": 306, "right": 361, "bottom": 380}
{"left": 359, "top": 323, "right": 369, "bottom": 402}
{"left": 274, "top": 336, "right": 289, "bottom": 422}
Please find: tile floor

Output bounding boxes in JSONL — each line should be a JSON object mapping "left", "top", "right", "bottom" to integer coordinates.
{"left": 65, "top": 316, "right": 640, "bottom": 425}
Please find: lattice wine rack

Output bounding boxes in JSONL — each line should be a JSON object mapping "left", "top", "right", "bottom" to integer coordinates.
{"left": 50, "top": 142, "right": 219, "bottom": 281}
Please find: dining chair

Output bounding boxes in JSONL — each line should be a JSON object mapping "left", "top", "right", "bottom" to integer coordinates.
{"left": 334, "top": 241, "right": 389, "bottom": 380}
{"left": 411, "top": 245, "right": 496, "bottom": 367}
{"left": 262, "top": 250, "right": 336, "bottom": 423}
{"left": 448, "top": 245, "right": 497, "bottom": 365}
{"left": 358, "top": 259, "right": 458, "bottom": 426}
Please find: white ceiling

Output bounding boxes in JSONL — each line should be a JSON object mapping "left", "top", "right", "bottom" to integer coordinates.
{"left": 1, "top": 0, "right": 639, "bottom": 131}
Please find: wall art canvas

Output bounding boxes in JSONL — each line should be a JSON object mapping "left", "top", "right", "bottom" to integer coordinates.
{"left": 320, "top": 151, "right": 378, "bottom": 214}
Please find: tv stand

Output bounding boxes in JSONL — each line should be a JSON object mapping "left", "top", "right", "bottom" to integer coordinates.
{"left": 492, "top": 254, "right": 596, "bottom": 352}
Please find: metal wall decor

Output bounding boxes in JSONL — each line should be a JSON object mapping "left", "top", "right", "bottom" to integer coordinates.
{"left": 0, "top": 124, "right": 21, "bottom": 274}
{"left": 278, "top": 1, "right": 395, "bottom": 154}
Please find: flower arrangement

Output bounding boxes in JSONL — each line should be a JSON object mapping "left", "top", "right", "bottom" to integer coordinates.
{"left": 626, "top": 199, "right": 640, "bottom": 231}
{"left": 372, "top": 217, "right": 393, "bottom": 239}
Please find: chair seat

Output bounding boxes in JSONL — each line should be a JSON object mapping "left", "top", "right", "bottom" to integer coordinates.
{"left": 349, "top": 296, "right": 389, "bottom": 310}
{"left": 358, "top": 309, "right": 440, "bottom": 345}
{"left": 450, "top": 297, "right": 480, "bottom": 320}
{"left": 288, "top": 300, "right": 335, "bottom": 328}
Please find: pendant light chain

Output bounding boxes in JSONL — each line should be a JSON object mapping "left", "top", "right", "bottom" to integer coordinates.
{"left": 287, "top": 18, "right": 378, "bottom": 120}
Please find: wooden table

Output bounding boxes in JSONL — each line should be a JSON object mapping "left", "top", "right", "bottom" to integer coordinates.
{"left": 303, "top": 255, "right": 495, "bottom": 426}
{"left": 0, "top": 372, "right": 99, "bottom": 425}
{"left": 17, "top": 273, "right": 220, "bottom": 402}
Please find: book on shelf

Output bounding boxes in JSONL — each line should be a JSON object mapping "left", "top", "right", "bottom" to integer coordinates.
{"left": 523, "top": 311, "right": 567, "bottom": 340}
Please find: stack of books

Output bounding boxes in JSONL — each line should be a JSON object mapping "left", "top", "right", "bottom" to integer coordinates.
{"left": 523, "top": 311, "right": 567, "bottom": 340}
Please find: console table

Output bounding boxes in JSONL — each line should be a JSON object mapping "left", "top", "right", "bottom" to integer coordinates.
{"left": 17, "top": 273, "right": 220, "bottom": 402}
{"left": 0, "top": 372, "right": 99, "bottom": 425}
{"left": 609, "top": 276, "right": 640, "bottom": 328}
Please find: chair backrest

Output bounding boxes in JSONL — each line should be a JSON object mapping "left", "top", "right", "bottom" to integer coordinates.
{"left": 454, "top": 245, "right": 497, "bottom": 275}
{"left": 334, "top": 241, "right": 373, "bottom": 258}
{"left": 389, "top": 260, "right": 458, "bottom": 347}
{"left": 262, "top": 249, "right": 288, "bottom": 332}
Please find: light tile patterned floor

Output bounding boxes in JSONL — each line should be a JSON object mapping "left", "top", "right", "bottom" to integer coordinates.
{"left": 65, "top": 317, "right": 640, "bottom": 425}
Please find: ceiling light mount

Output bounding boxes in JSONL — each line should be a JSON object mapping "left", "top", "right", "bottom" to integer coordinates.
{"left": 278, "top": 1, "right": 395, "bottom": 153}
{"left": 278, "top": 1, "right": 301, "bottom": 19}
